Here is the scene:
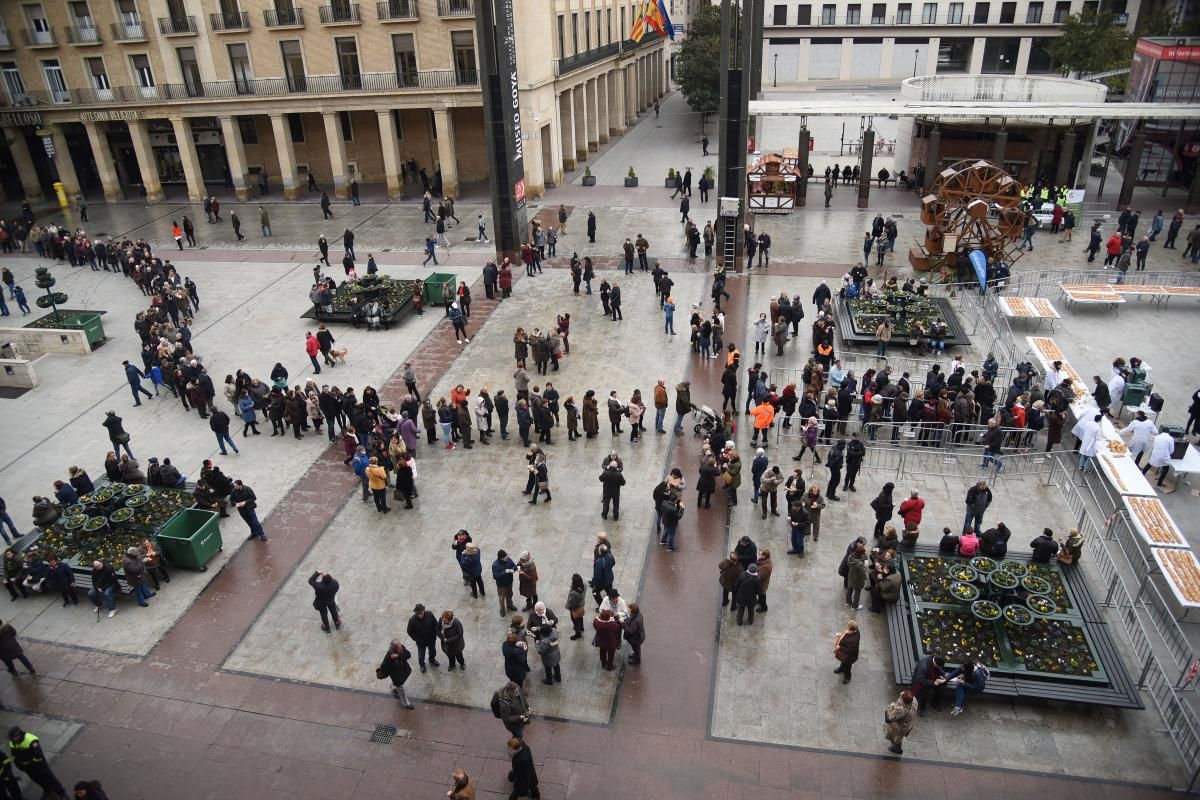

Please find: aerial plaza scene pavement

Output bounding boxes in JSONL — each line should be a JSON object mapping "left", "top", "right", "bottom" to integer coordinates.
{"left": 0, "top": 1, "right": 1199, "bottom": 798}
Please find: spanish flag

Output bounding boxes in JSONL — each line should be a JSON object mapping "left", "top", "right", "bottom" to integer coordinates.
{"left": 629, "top": 0, "right": 675, "bottom": 41}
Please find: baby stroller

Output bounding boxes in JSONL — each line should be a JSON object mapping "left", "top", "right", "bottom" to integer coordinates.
{"left": 692, "top": 405, "right": 722, "bottom": 437}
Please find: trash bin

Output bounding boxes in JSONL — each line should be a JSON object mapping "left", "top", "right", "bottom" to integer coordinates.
{"left": 1122, "top": 382, "right": 1148, "bottom": 408}
{"left": 155, "top": 508, "right": 222, "bottom": 571}
{"left": 70, "top": 312, "right": 106, "bottom": 349}
{"left": 424, "top": 273, "right": 457, "bottom": 305}
{"left": 53, "top": 181, "right": 68, "bottom": 208}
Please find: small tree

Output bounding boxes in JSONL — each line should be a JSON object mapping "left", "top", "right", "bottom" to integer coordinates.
{"left": 676, "top": 4, "right": 723, "bottom": 121}
{"left": 1048, "top": 10, "right": 1135, "bottom": 76}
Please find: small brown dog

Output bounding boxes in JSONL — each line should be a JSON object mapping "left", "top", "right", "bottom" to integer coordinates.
{"left": 330, "top": 347, "right": 349, "bottom": 364}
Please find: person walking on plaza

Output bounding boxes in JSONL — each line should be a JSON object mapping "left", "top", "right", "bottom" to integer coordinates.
{"left": 378, "top": 640, "right": 415, "bottom": 709}
{"left": 230, "top": 480, "right": 268, "bottom": 541}
{"left": 309, "top": 570, "right": 341, "bottom": 632}
{"left": 833, "top": 619, "right": 860, "bottom": 683}
{"left": 493, "top": 550, "right": 519, "bottom": 617}
{"left": 305, "top": 331, "right": 322, "bottom": 374}
{"left": 587, "top": 210, "right": 596, "bottom": 243}
{"left": 592, "top": 609, "right": 621, "bottom": 670}
{"left": 321, "top": 192, "right": 334, "bottom": 220}
{"left": 259, "top": 206, "right": 272, "bottom": 237}
{"left": 962, "top": 479, "right": 992, "bottom": 535}
{"left": 103, "top": 410, "right": 134, "bottom": 458}
{"left": 447, "top": 767, "right": 476, "bottom": 800}
{"left": 507, "top": 737, "right": 540, "bottom": 800}
{"left": 210, "top": 407, "right": 239, "bottom": 455}
{"left": 0, "top": 620, "right": 34, "bottom": 675}
{"left": 495, "top": 681, "right": 530, "bottom": 739}
{"left": 408, "top": 603, "right": 441, "bottom": 672}
{"left": 231, "top": 211, "right": 245, "bottom": 241}
{"left": 8, "top": 726, "right": 65, "bottom": 799}
{"left": 883, "top": 691, "right": 917, "bottom": 755}
{"left": 123, "top": 361, "right": 154, "bottom": 406}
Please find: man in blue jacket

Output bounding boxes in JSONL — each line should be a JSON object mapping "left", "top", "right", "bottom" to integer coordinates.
{"left": 123, "top": 360, "right": 153, "bottom": 406}
{"left": 351, "top": 446, "right": 370, "bottom": 503}
{"left": 492, "top": 549, "right": 518, "bottom": 618}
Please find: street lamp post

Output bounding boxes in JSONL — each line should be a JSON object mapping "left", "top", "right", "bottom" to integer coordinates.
{"left": 773, "top": 52, "right": 779, "bottom": 87}
{"left": 913, "top": 49, "right": 920, "bottom": 77}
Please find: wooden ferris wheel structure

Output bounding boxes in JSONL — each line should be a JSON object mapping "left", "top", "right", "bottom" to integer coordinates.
{"left": 909, "top": 159, "right": 1027, "bottom": 281}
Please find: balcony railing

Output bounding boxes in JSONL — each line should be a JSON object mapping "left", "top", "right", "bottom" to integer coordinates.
{"left": 64, "top": 24, "right": 102, "bottom": 44}
{"left": 19, "top": 28, "right": 57, "bottom": 46}
{"left": 553, "top": 42, "right": 621, "bottom": 76}
{"left": 437, "top": 0, "right": 474, "bottom": 16}
{"left": 318, "top": 4, "right": 361, "bottom": 22}
{"left": 621, "top": 29, "right": 662, "bottom": 51}
{"left": 110, "top": 20, "right": 148, "bottom": 40}
{"left": 263, "top": 8, "right": 304, "bottom": 26}
{"left": 157, "top": 16, "right": 198, "bottom": 34}
{"left": 377, "top": 0, "right": 419, "bottom": 20}
{"left": 777, "top": 12, "right": 1062, "bottom": 25}
{"left": 61, "top": 70, "right": 479, "bottom": 106}
{"left": 209, "top": 11, "right": 250, "bottom": 31}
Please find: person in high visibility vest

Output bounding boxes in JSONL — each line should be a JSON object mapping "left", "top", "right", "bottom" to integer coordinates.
{"left": 7, "top": 726, "right": 65, "bottom": 799}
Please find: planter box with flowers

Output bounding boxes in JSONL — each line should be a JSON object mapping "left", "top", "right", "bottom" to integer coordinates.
{"left": 889, "top": 548, "right": 1136, "bottom": 705}
{"left": 582, "top": 167, "right": 596, "bottom": 187}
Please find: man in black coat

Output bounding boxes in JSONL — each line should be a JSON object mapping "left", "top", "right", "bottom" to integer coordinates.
{"left": 406, "top": 603, "right": 440, "bottom": 672}
{"left": 379, "top": 640, "right": 415, "bottom": 709}
{"left": 609, "top": 283, "right": 622, "bottom": 321}
{"left": 734, "top": 564, "right": 762, "bottom": 625}
{"left": 1030, "top": 528, "right": 1060, "bottom": 563}
{"left": 843, "top": 432, "right": 865, "bottom": 492}
{"left": 586, "top": 210, "right": 597, "bottom": 243}
{"left": 599, "top": 461, "right": 625, "bottom": 521}
{"left": 507, "top": 738, "right": 540, "bottom": 800}
{"left": 210, "top": 408, "right": 239, "bottom": 455}
{"left": 962, "top": 480, "right": 992, "bottom": 535}
{"left": 308, "top": 570, "right": 341, "bottom": 632}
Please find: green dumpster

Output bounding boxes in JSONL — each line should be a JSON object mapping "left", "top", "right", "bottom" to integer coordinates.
{"left": 424, "top": 273, "right": 457, "bottom": 305}
{"left": 72, "top": 312, "right": 106, "bottom": 348}
{"left": 155, "top": 508, "right": 222, "bottom": 571}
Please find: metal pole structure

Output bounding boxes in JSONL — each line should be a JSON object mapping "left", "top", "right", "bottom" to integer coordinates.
{"left": 716, "top": 0, "right": 754, "bottom": 273}
{"left": 773, "top": 53, "right": 778, "bottom": 88}
{"left": 913, "top": 50, "right": 919, "bottom": 77}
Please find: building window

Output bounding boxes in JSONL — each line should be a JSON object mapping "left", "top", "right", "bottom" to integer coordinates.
{"left": 177, "top": 46, "right": 202, "bottom": 97}
{"left": 999, "top": 2, "right": 1015, "bottom": 21}
{"left": 1053, "top": 1, "right": 1070, "bottom": 21}
{"left": 797, "top": 4, "right": 812, "bottom": 23}
{"left": 84, "top": 56, "right": 111, "bottom": 100}
{"left": 896, "top": 3, "right": 911, "bottom": 22}
{"left": 1025, "top": 1, "right": 1042, "bottom": 22}
{"left": 821, "top": 4, "right": 835, "bottom": 22}
{"left": 846, "top": 4, "right": 860, "bottom": 22}
{"left": 620, "top": 7, "right": 625, "bottom": 36}
{"left": 335, "top": 37, "right": 361, "bottom": 89}
{"left": 922, "top": 3, "right": 937, "bottom": 22}
{"left": 238, "top": 116, "right": 257, "bottom": 144}
{"left": 131, "top": 53, "right": 156, "bottom": 98}
{"left": 392, "top": 33, "right": 417, "bottom": 85}
{"left": 451, "top": 30, "right": 477, "bottom": 84}
{"left": 606, "top": 9, "right": 611, "bottom": 43}
{"left": 584, "top": 11, "right": 591, "bottom": 49}
{"left": 280, "top": 39, "right": 305, "bottom": 91}
{"left": 69, "top": 1, "right": 99, "bottom": 40}
{"left": 557, "top": 14, "right": 564, "bottom": 56}
{"left": 871, "top": 3, "right": 885, "bottom": 22}
{"left": 392, "top": 108, "right": 404, "bottom": 140}
{"left": 973, "top": 2, "right": 988, "bottom": 22}
{"left": 287, "top": 112, "right": 304, "bottom": 142}
{"left": 1, "top": 63, "right": 27, "bottom": 105}
{"left": 339, "top": 110, "right": 352, "bottom": 141}
{"left": 947, "top": 2, "right": 963, "bottom": 22}
{"left": 982, "top": 36, "right": 1019, "bottom": 71}
{"left": 571, "top": 12, "right": 578, "bottom": 54}
{"left": 596, "top": 11, "right": 602, "bottom": 47}
{"left": 773, "top": 4, "right": 787, "bottom": 23}
{"left": 227, "top": 43, "right": 252, "bottom": 93}
{"left": 41, "top": 59, "right": 68, "bottom": 103}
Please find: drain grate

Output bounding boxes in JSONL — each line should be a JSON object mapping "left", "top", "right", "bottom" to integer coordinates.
{"left": 370, "top": 723, "right": 397, "bottom": 744}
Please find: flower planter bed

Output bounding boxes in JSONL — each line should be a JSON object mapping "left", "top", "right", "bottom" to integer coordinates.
{"left": 299, "top": 275, "right": 424, "bottom": 325}
{"left": 834, "top": 295, "right": 971, "bottom": 349}
{"left": 888, "top": 547, "right": 1138, "bottom": 707}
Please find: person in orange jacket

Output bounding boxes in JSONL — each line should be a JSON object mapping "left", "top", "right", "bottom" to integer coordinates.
{"left": 751, "top": 400, "right": 775, "bottom": 447}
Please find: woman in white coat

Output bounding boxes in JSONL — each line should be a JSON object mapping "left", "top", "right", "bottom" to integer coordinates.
{"left": 1072, "top": 413, "right": 1104, "bottom": 473}
{"left": 1121, "top": 410, "right": 1158, "bottom": 467}
{"left": 1143, "top": 431, "right": 1175, "bottom": 488}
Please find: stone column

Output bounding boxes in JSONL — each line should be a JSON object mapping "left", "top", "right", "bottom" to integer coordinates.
{"left": 924, "top": 127, "right": 940, "bottom": 193}
{"left": 857, "top": 127, "right": 874, "bottom": 209}
{"left": 83, "top": 121, "right": 122, "bottom": 202}
{"left": 432, "top": 108, "right": 459, "bottom": 197}
{"left": 574, "top": 83, "right": 589, "bottom": 162}
{"left": 218, "top": 116, "right": 251, "bottom": 202}
{"left": 5, "top": 129, "right": 44, "bottom": 200}
{"left": 377, "top": 110, "right": 404, "bottom": 200}
{"left": 48, "top": 123, "right": 81, "bottom": 199}
{"left": 127, "top": 119, "right": 163, "bottom": 202}
{"left": 625, "top": 66, "right": 637, "bottom": 124}
{"left": 839, "top": 38, "right": 854, "bottom": 80}
{"left": 796, "top": 128, "right": 810, "bottom": 207}
{"left": 1056, "top": 131, "right": 1076, "bottom": 188}
{"left": 1187, "top": 165, "right": 1200, "bottom": 215}
{"left": 925, "top": 38, "right": 940, "bottom": 75}
{"left": 1116, "top": 128, "right": 1145, "bottom": 209}
{"left": 322, "top": 111, "right": 350, "bottom": 200}
{"left": 1075, "top": 121, "right": 1098, "bottom": 189}
{"left": 610, "top": 71, "right": 625, "bottom": 136}
{"left": 169, "top": 117, "right": 205, "bottom": 202}
{"left": 1015, "top": 37, "right": 1032, "bottom": 75}
{"left": 269, "top": 113, "right": 300, "bottom": 199}
{"left": 969, "top": 38, "right": 986, "bottom": 73}
{"left": 587, "top": 78, "right": 600, "bottom": 151}
{"left": 597, "top": 76, "right": 610, "bottom": 144}
{"left": 561, "top": 88, "right": 577, "bottom": 170}
{"left": 992, "top": 127, "right": 1008, "bottom": 167}
{"left": 881, "top": 38, "right": 896, "bottom": 79}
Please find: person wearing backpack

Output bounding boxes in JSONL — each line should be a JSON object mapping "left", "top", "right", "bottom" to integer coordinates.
{"left": 944, "top": 659, "right": 989, "bottom": 715}
{"left": 492, "top": 681, "right": 530, "bottom": 739}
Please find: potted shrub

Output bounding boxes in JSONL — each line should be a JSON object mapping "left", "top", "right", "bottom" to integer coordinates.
{"left": 665, "top": 167, "right": 676, "bottom": 188}
{"left": 582, "top": 166, "right": 596, "bottom": 187}
{"left": 624, "top": 166, "right": 638, "bottom": 188}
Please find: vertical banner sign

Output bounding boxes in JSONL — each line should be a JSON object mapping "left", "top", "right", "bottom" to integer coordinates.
{"left": 476, "top": 0, "right": 527, "bottom": 257}
{"left": 498, "top": 0, "right": 526, "bottom": 209}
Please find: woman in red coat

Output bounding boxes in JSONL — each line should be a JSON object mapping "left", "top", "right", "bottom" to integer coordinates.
{"left": 498, "top": 262, "right": 514, "bottom": 299}
{"left": 592, "top": 609, "right": 622, "bottom": 670}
